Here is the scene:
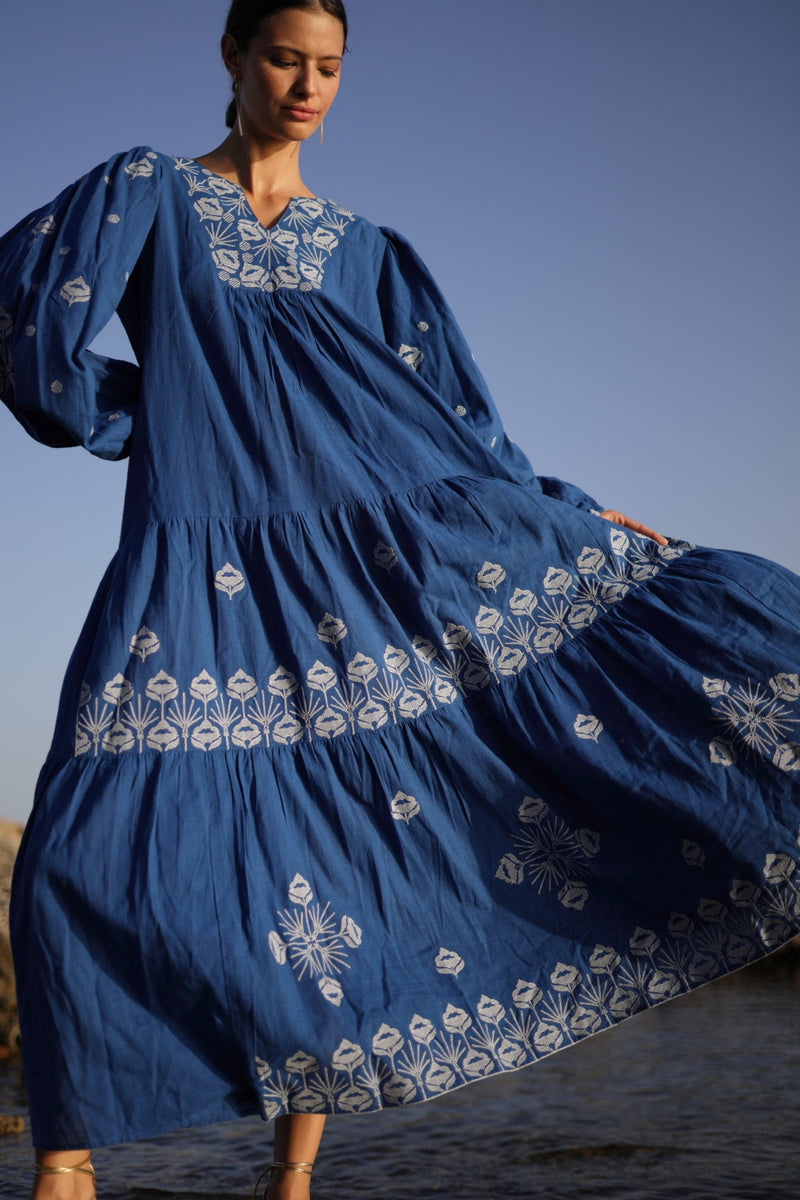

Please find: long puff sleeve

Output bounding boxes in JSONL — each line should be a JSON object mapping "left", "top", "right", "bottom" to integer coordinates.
{"left": 0, "top": 148, "right": 161, "bottom": 460}
{"left": 377, "top": 227, "right": 602, "bottom": 512}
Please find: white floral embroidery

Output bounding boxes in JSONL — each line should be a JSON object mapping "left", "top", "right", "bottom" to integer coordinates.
{"left": 31, "top": 215, "right": 56, "bottom": 239}
{"left": 214, "top": 563, "right": 245, "bottom": 599}
{"left": 573, "top": 714, "right": 603, "bottom": 742}
{"left": 59, "top": 276, "right": 92, "bottom": 306}
{"left": 77, "top": 535, "right": 696, "bottom": 758}
{"left": 771, "top": 673, "right": 800, "bottom": 702}
{"left": 398, "top": 344, "right": 423, "bottom": 370}
{"left": 709, "top": 739, "right": 736, "bottom": 767}
{"left": 269, "top": 875, "right": 362, "bottom": 1007}
{"left": 125, "top": 157, "right": 155, "bottom": 179}
{"left": 317, "top": 613, "right": 348, "bottom": 645}
{"left": 173, "top": 158, "right": 355, "bottom": 292}
{"left": 496, "top": 795, "right": 599, "bottom": 911}
{"left": 706, "top": 674, "right": 800, "bottom": 771}
{"left": 390, "top": 791, "right": 420, "bottom": 824}
{"left": 128, "top": 627, "right": 160, "bottom": 663}
{"left": 434, "top": 947, "right": 465, "bottom": 976}
{"left": 476, "top": 562, "right": 507, "bottom": 591}
{"left": 255, "top": 835, "right": 800, "bottom": 1117}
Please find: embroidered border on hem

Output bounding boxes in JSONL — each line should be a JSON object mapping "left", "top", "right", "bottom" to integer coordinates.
{"left": 253, "top": 841, "right": 800, "bottom": 1117}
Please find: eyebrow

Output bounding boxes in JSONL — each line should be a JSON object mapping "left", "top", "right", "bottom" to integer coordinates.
{"left": 267, "top": 43, "right": 343, "bottom": 62}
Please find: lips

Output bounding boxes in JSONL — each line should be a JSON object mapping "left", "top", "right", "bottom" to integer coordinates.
{"left": 282, "top": 106, "right": 317, "bottom": 120}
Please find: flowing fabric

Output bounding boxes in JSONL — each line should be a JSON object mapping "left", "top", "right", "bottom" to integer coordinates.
{"left": 2, "top": 148, "right": 799, "bottom": 1149}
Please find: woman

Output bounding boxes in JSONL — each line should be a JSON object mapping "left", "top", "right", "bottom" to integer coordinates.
{"left": 2, "top": 1, "right": 799, "bottom": 1197}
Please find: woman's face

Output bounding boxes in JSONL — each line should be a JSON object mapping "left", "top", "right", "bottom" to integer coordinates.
{"left": 226, "top": 7, "right": 344, "bottom": 145}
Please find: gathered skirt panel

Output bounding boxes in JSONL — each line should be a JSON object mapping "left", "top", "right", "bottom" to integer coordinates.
{"left": 11, "top": 477, "right": 800, "bottom": 1147}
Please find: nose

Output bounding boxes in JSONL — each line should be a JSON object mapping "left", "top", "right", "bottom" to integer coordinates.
{"left": 292, "top": 62, "right": 317, "bottom": 99}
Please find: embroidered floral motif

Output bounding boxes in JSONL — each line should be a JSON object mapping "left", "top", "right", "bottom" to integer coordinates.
{"left": 434, "top": 948, "right": 464, "bottom": 976}
{"left": 373, "top": 543, "right": 398, "bottom": 572}
{"left": 76, "top": 534, "right": 693, "bottom": 758}
{"left": 214, "top": 563, "right": 245, "bottom": 599}
{"left": 128, "top": 627, "right": 160, "bottom": 662}
{"left": 704, "top": 674, "right": 800, "bottom": 772}
{"left": 30, "top": 215, "right": 56, "bottom": 240}
{"left": 268, "top": 874, "right": 363, "bottom": 1007}
{"left": 172, "top": 158, "right": 356, "bottom": 293}
{"left": 398, "top": 344, "right": 423, "bottom": 370}
{"left": 124, "top": 152, "right": 158, "bottom": 179}
{"left": 316, "top": 613, "right": 347, "bottom": 646}
{"left": 476, "top": 561, "right": 507, "bottom": 591}
{"left": 59, "top": 276, "right": 92, "bottom": 306}
{"left": 682, "top": 840, "right": 706, "bottom": 868}
{"left": 496, "top": 795, "right": 599, "bottom": 911}
{"left": 573, "top": 714, "right": 603, "bottom": 742}
{"left": 254, "top": 834, "right": 799, "bottom": 1117}
{"left": 390, "top": 791, "right": 420, "bottom": 824}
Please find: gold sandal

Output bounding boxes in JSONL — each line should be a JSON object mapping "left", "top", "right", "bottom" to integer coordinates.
{"left": 253, "top": 1160, "right": 314, "bottom": 1198}
{"left": 33, "top": 1153, "right": 96, "bottom": 1196}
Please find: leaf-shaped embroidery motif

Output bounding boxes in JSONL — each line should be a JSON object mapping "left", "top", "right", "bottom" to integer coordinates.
{"left": 390, "top": 791, "right": 420, "bottom": 825}
{"left": 129, "top": 627, "right": 160, "bottom": 662}
{"left": 317, "top": 613, "right": 347, "bottom": 645}
{"left": 373, "top": 542, "right": 398, "bottom": 572}
{"left": 59, "top": 276, "right": 92, "bottom": 306}
{"left": 214, "top": 562, "right": 245, "bottom": 598}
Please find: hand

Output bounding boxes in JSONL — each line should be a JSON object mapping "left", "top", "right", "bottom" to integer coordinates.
{"left": 599, "top": 509, "right": 668, "bottom": 546}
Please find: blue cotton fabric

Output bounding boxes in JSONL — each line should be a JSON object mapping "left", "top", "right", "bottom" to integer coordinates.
{"left": 2, "top": 148, "right": 799, "bottom": 1149}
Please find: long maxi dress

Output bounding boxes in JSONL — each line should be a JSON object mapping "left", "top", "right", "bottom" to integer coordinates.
{"left": 1, "top": 147, "right": 799, "bottom": 1150}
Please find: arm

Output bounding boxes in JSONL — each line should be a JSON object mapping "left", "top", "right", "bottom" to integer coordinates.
{"left": 0, "top": 148, "right": 161, "bottom": 460}
{"left": 377, "top": 227, "right": 601, "bottom": 508}
{"left": 377, "top": 227, "right": 666, "bottom": 539}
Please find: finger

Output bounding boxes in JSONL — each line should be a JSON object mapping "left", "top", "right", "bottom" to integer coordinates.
{"left": 633, "top": 523, "right": 669, "bottom": 546}
{"left": 599, "top": 510, "right": 669, "bottom": 546}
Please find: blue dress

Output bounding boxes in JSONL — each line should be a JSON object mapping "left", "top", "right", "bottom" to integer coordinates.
{"left": 2, "top": 148, "right": 799, "bottom": 1149}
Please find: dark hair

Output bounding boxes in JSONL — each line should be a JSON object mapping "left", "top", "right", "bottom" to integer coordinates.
{"left": 223, "top": 0, "right": 349, "bottom": 128}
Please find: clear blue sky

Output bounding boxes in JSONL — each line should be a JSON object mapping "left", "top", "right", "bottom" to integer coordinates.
{"left": 1, "top": 0, "right": 798, "bottom": 821}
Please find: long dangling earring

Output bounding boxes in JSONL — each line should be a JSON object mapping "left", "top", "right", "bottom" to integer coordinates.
{"left": 235, "top": 78, "right": 244, "bottom": 137}
{"left": 319, "top": 119, "right": 324, "bottom": 146}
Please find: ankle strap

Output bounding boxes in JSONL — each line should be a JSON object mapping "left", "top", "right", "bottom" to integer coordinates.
{"left": 253, "top": 1160, "right": 315, "bottom": 1197}
{"left": 272, "top": 1160, "right": 315, "bottom": 1175}
{"left": 34, "top": 1153, "right": 95, "bottom": 1179}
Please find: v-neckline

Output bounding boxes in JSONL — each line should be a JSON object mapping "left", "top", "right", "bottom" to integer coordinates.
{"left": 188, "top": 158, "right": 315, "bottom": 232}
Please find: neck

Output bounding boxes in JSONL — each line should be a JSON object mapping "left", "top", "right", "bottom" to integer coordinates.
{"left": 196, "top": 132, "right": 312, "bottom": 201}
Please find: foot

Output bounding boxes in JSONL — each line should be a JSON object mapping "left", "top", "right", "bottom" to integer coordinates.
{"left": 266, "top": 1175, "right": 312, "bottom": 1200}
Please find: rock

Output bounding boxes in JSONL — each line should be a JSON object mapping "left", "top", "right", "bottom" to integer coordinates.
{"left": 0, "top": 820, "right": 23, "bottom": 1057}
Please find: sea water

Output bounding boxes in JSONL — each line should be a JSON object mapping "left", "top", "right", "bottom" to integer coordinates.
{"left": 1, "top": 963, "right": 798, "bottom": 1199}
